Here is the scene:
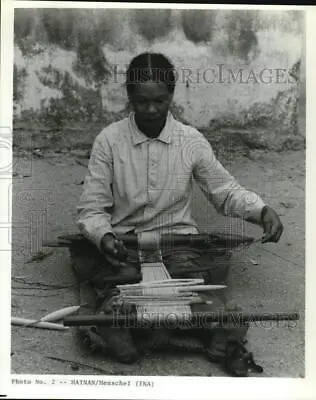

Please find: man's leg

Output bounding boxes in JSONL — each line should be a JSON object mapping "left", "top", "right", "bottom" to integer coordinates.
{"left": 162, "top": 245, "right": 250, "bottom": 375}
{"left": 69, "top": 241, "right": 140, "bottom": 364}
{"left": 162, "top": 245, "right": 231, "bottom": 306}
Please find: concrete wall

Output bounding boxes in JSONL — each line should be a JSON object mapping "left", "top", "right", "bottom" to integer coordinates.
{"left": 13, "top": 9, "right": 305, "bottom": 150}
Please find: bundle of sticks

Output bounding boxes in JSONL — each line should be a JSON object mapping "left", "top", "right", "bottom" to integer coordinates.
{"left": 116, "top": 277, "right": 226, "bottom": 320}
{"left": 115, "top": 233, "right": 226, "bottom": 322}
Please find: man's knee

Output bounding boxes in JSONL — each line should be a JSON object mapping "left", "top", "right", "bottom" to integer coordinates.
{"left": 163, "top": 247, "right": 231, "bottom": 285}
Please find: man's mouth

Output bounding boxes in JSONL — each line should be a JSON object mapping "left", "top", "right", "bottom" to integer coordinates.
{"left": 144, "top": 117, "right": 160, "bottom": 121}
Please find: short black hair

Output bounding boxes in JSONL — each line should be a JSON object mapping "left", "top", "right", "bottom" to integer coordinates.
{"left": 126, "top": 52, "right": 176, "bottom": 96}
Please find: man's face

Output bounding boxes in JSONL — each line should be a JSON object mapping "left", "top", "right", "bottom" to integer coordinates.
{"left": 129, "top": 80, "right": 173, "bottom": 134}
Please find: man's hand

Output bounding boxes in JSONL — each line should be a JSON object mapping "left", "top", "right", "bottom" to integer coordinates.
{"left": 101, "top": 233, "right": 129, "bottom": 269}
{"left": 261, "top": 206, "right": 284, "bottom": 243}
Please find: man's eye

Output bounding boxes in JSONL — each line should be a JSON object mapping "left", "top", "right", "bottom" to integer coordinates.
{"left": 136, "top": 98, "right": 147, "bottom": 104}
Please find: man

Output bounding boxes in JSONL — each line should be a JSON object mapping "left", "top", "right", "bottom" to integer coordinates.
{"left": 75, "top": 52, "right": 283, "bottom": 374}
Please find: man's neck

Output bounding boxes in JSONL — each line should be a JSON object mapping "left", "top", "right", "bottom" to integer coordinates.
{"left": 135, "top": 115, "right": 167, "bottom": 139}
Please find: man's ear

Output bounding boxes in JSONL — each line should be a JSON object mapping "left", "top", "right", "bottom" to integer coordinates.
{"left": 125, "top": 100, "right": 133, "bottom": 112}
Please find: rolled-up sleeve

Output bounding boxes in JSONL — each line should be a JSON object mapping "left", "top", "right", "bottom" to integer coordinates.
{"left": 192, "top": 135, "right": 265, "bottom": 223}
{"left": 76, "top": 133, "right": 114, "bottom": 250}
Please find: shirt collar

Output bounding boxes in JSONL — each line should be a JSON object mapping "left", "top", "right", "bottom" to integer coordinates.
{"left": 129, "top": 112, "right": 174, "bottom": 146}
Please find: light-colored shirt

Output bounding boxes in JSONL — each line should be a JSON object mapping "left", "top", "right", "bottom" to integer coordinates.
{"left": 77, "top": 112, "right": 265, "bottom": 250}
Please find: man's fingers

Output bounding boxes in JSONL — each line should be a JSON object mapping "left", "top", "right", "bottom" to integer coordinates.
{"left": 261, "top": 221, "right": 272, "bottom": 243}
{"left": 262, "top": 223, "right": 283, "bottom": 243}
{"left": 105, "top": 253, "right": 122, "bottom": 268}
{"left": 273, "top": 225, "right": 284, "bottom": 243}
{"left": 262, "top": 233, "right": 272, "bottom": 243}
{"left": 105, "top": 243, "right": 118, "bottom": 258}
{"left": 114, "top": 240, "right": 128, "bottom": 261}
{"left": 270, "top": 226, "right": 280, "bottom": 242}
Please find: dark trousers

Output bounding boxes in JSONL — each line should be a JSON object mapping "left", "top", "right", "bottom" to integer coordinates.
{"left": 70, "top": 241, "right": 230, "bottom": 297}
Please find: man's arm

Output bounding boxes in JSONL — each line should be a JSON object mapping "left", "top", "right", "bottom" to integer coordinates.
{"left": 76, "top": 133, "right": 115, "bottom": 251}
{"left": 192, "top": 134, "right": 283, "bottom": 242}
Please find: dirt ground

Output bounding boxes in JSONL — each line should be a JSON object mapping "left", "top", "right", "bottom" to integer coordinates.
{"left": 11, "top": 148, "right": 305, "bottom": 377}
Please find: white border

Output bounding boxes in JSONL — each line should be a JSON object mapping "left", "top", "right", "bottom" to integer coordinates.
{"left": 9, "top": 1, "right": 309, "bottom": 10}
{"left": 1, "top": 2, "right": 315, "bottom": 399}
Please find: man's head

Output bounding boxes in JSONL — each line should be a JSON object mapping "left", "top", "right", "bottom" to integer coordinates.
{"left": 126, "top": 53, "right": 176, "bottom": 136}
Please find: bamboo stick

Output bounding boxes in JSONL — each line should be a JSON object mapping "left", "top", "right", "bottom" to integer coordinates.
{"left": 39, "top": 305, "right": 81, "bottom": 322}
{"left": 25, "top": 305, "right": 82, "bottom": 327}
{"left": 123, "top": 300, "right": 204, "bottom": 306}
{"left": 119, "top": 291, "right": 199, "bottom": 297}
{"left": 12, "top": 317, "right": 69, "bottom": 331}
{"left": 117, "top": 278, "right": 204, "bottom": 290}
{"left": 121, "top": 296, "right": 199, "bottom": 302}
{"left": 120, "top": 285, "right": 225, "bottom": 296}
{"left": 178, "top": 285, "right": 227, "bottom": 292}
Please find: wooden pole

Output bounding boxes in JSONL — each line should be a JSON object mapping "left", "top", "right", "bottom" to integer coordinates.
{"left": 63, "top": 311, "right": 300, "bottom": 328}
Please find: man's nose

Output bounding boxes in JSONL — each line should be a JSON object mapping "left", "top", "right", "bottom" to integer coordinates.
{"left": 147, "top": 103, "right": 157, "bottom": 113}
